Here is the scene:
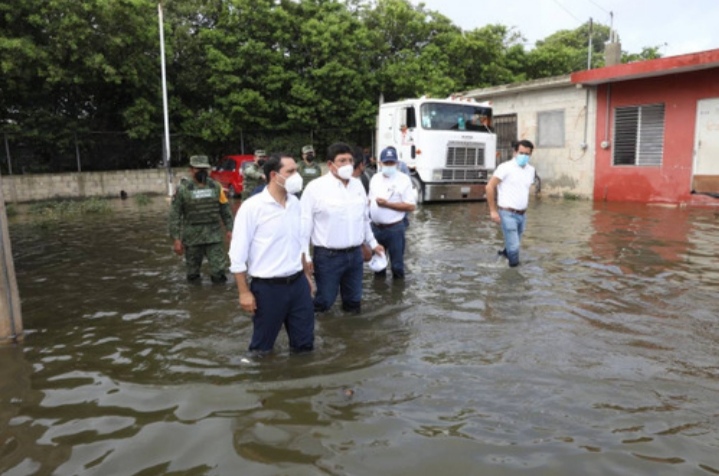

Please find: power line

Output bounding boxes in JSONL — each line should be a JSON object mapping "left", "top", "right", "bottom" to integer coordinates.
{"left": 550, "top": 0, "right": 583, "bottom": 23}
{"left": 585, "top": 0, "right": 611, "bottom": 14}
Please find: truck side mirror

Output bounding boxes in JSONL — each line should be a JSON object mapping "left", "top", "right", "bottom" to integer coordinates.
{"left": 406, "top": 107, "right": 417, "bottom": 129}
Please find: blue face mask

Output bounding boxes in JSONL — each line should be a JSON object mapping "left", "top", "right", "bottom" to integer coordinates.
{"left": 516, "top": 154, "right": 530, "bottom": 167}
{"left": 382, "top": 165, "right": 397, "bottom": 177}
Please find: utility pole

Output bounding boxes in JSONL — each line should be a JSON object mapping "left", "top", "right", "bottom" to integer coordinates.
{"left": 0, "top": 170, "right": 23, "bottom": 345}
{"left": 587, "top": 17, "right": 593, "bottom": 70}
{"left": 159, "top": 2, "right": 173, "bottom": 196}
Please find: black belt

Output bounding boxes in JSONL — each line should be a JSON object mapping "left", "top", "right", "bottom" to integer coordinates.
{"left": 499, "top": 206, "right": 526, "bottom": 215}
{"left": 372, "top": 220, "right": 403, "bottom": 229}
{"left": 251, "top": 270, "right": 303, "bottom": 285}
{"left": 315, "top": 246, "right": 360, "bottom": 254}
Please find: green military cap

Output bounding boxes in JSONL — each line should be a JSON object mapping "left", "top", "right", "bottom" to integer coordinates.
{"left": 302, "top": 145, "right": 314, "bottom": 154}
{"left": 189, "top": 155, "right": 211, "bottom": 168}
{"left": 254, "top": 149, "right": 267, "bottom": 157}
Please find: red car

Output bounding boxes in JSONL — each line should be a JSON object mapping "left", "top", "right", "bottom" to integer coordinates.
{"left": 210, "top": 154, "right": 255, "bottom": 198}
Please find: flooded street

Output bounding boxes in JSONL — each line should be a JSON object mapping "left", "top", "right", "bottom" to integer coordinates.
{"left": 2, "top": 197, "right": 718, "bottom": 475}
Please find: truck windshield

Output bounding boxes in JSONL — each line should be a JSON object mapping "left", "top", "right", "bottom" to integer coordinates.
{"left": 420, "top": 103, "right": 493, "bottom": 132}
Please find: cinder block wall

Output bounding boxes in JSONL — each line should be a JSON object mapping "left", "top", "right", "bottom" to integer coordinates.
{"left": 1, "top": 169, "right": 172, "bottom": 203}
{"left": 465, "top": 76, "right": 596, "bottom": 200}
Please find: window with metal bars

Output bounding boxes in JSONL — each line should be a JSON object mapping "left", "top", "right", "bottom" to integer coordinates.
{"left": 612, "top": 104, "right": 665, "bottom": 166}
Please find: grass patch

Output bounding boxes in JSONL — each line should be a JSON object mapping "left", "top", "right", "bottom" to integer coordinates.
{"left": 134, "top": 194, "right": 151, "bottom": 206}
{"left": 28, "top": 197, "right": 112, "bottom": 219}
{"left": 5, "top": 204, "right": 18, "bottom": 217}
{"left": 562, "top": 192, "right": 582, "bottom": 200}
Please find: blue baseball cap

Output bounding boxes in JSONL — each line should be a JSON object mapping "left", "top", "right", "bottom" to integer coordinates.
{"left": 380, "top": 147, "right": 398, "bottom": 163}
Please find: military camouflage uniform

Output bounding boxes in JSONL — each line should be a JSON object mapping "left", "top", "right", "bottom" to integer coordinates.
{"left": 241, "top": 163, "right": 264, "bottom": 201}
{"left": 169, "top": 177, "right": 234, "bottom": 282}
{"left": 297, "top": 161, "right": 322, "bottom": 192}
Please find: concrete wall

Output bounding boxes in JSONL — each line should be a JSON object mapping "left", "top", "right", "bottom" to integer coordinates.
{"left": 2, "top": 169, "right": 171, "bottom": 203}
{"left": 593, "top": 69, "right": 719, "bottom": 203}
{"left": 464, "top": 76, "right": 596, "bottom": 199}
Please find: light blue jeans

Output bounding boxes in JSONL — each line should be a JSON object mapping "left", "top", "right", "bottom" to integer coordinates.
{"left": 499, "top": 209, "right": 526, "bottom": 267}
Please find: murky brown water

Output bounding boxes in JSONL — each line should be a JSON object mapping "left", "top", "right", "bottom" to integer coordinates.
{"left": 2, "top": 197, "right": 718, "bottom": 475}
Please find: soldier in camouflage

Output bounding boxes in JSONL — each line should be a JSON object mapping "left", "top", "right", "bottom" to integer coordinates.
{"left": 297, "top": 145, "right": 322, "bottom": 196}
{"left": 241, "top": 149, "right": 267, "bottom": 201}
{"left": 169, "top": 155, "right": 234, "bottom": 283}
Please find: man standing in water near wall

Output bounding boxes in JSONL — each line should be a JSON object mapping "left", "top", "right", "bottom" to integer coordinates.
{"left": 486, "top": 140, "right": 536, "bottom": 267}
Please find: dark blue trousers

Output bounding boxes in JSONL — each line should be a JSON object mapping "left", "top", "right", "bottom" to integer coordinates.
{"left": 313, "top": 246, "right": 363, "bottom": 312}
{"left": 371, "top": 221, "right": 407, "bottom": 278}
{"left": 249, "top": 275, "right": 314, "bottom": 352}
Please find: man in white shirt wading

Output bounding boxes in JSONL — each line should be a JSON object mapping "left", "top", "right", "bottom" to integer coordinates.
{"left": 368, "top": 147, "right": 416, "bottom": 279}
{"left": 229, "top": 153, "right": 314, "bottom": 353}
{"left": 301, "top": 142, "right": 384, "bottom": 314}
{"left": 486, "top": 139, "right": 536, "bottom": 267}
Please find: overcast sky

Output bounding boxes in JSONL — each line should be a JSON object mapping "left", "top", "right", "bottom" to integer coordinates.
{"left": 409, "top": 0, "right": 719, "bottom": 57}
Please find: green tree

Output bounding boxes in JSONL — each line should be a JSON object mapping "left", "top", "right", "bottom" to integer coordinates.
{"left": 1, "top": 0, "right": 667, "bottom": 172}
{"left": 523, "top": 21, "right": 611, "bottom": 78}
{"left": 1, "top": 0, "right": 161, "bottom": 169}
{"left": 449, "top": 24, "right": 527, "bottom": 90}
{"left": 362, "top": 0, "right": 462, "bottom": 100}
{"left": 622, "top": 46, "right": 663, "bottom": 63}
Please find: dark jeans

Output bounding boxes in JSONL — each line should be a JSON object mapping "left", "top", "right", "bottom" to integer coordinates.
{"left": 249, "top": 274, "right": 314, "bottom": 352}
{"left": 371, "top": 221, "right": 407, "bottom": 278}
{"left": 313, "top": 246, "right": 363, "bottom": 312}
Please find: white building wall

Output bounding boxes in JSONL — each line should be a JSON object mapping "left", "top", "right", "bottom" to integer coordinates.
{"left": 465, "top": 77, "right": 596, "bottom": 199}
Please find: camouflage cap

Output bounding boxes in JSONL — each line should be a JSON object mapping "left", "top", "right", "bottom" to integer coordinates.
{"left": 302, "top": 145, "right": 314, "bottom": 154}
{"left": 189, "top": 155, "right": 211, "bottom": 169}
{"left": 254, "top": 149, "right": 267, "bottom": 157}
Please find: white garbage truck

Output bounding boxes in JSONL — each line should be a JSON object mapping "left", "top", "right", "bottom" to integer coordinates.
{"left": 375, "top": 96, "right": 497, "bottom": 203}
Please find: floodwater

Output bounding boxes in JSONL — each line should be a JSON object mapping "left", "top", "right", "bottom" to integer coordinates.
{"left": 2, "top": 197, "right": 718, "bottom": 476}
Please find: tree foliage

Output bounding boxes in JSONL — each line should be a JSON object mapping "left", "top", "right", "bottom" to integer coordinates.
{"left": 0, "top": 0, "right": 662, "bottom": 170}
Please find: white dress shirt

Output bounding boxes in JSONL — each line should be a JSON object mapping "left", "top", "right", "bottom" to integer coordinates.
{"left": 228, "top": 188, "right": 304, "bottom": 278}
{"left": 368, "top": 171, "right": 416, "bottom": 224}
{"left": 300, "top": 173, "right": 378, "bottom": 253}
{"left": 494, "top": 160, "right": 536, "bottom": 210}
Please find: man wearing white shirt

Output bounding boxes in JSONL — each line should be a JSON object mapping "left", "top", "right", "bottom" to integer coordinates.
{"left": 486, "top": 140, "right": 536, "bottom": 267}
{"left": 369, "top": 147, "right": 416, "bottom": 279}
{"left": 229, "top": 153, "right": 314, "bottom": 353}
{"left": 301, "top": 142, "right": 384, "bottom": 313}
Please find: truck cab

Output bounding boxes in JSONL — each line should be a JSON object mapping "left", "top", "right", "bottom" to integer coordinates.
{"left": 376, "top": 96, "right": 497, "bottom": 203}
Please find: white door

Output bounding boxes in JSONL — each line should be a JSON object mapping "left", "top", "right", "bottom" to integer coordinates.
{"left": 693, "top": 98, "right": 719, "bottom": 193}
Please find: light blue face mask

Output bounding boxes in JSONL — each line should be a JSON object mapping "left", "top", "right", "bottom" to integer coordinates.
{"left": 382, "top": 165, "right": 397, "bottom": 177}
{"left": 516, "top": 154, "right": 530, "bottom": 167}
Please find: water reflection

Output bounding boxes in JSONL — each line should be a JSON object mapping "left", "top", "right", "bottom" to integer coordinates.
{"left": 2, "top": 197, "right": 718, "bottom": 475}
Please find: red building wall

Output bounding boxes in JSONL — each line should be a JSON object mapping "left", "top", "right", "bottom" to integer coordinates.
{"left": 593, "top": 69, "right": 719, "bottom": 203}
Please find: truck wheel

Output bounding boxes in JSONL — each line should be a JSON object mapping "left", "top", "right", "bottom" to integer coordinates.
{"left": 411, "top": 176, "right": 424, "bottom": 204}
{"left": 228, "top": 185, "right": 238, "bottom": 198}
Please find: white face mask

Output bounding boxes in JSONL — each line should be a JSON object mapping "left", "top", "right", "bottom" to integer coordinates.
{"left": 382, "top": 165, "right": 397, "bottom": 177}
{"left": 335, "top": 163, "right": 354, "bottom": 181}
{"left": 279, "top": 172, "right": 303, "bottom": 194}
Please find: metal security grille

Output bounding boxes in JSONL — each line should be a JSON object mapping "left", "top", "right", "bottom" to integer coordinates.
{"left": 440, "top": 169, "right": 489, "bottom": 181}
{"left": 493, "top": 114, "right": 518, "bottom": 165}
{"left": 613, "top": 104, "right": 665, "bottom": 166}
{"left": 446, "top": 142, "right": 485, "bottom": 167}
{"left": 441, "top": 142, "right": 489, "bottom": 182}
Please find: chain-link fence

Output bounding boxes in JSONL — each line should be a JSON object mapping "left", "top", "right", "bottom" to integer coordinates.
{"left": 1, "top": 128, "right": 377, "bottom": 175}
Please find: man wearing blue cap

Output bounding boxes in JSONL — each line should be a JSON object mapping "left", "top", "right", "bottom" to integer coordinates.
{"left": 368, "top": 147, "right": 416, "bottom": 279}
